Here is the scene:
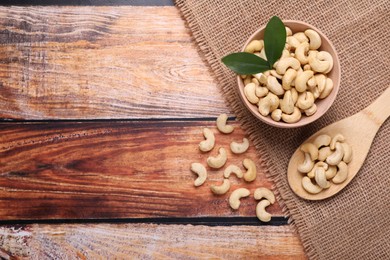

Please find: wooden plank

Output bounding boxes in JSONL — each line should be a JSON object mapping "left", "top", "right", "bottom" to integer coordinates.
{"left": 0, "top": 121, "right": 282, "bottom": 220}
{"left": 0, "top": 224, "right": 305, "bottom": 259}
{"left": 0, "top": 6, "right": 226, "bottom": 120}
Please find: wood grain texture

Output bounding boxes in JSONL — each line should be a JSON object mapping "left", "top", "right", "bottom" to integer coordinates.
{"left": 0, "top": 121, "right": 282, "bottom": 220}
{"left": 0, "top": 224, "right": 305, "bottom": 259}
{"left": 0, "top": 6, "right": 226, "bottom": 120}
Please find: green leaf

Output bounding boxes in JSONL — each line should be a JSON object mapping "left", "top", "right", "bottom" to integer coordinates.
{"left": 221, "top": 52, "right": 270, "bottom": 75}
{"left": 264, "top": 16, "right": 286, "bottom": 68}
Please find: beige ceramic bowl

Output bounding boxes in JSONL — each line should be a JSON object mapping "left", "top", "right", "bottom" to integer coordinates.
{"left": 237, "top": 20, "right": 340, "bottom": 128}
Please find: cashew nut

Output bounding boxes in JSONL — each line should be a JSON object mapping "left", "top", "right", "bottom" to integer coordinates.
{"left": 280, "top": 90, "right": 295, "bottom": 114}
{"left": 295, "top": 70, "right": 314, "bottom": 92}
{"left": 304, "top": 104, "right": 317, "bottom": 116}
{"left": 307, "top": 161, "right": 329, "bottom": 178}
{"left": 253, "top": 73, "right": 267, "bottom": 85}
{"left": 216, "top": 113, "right": 234, "bottom": 134}
{"left": 210, "top": 179, "right": 231, "bottom": 195}
{"left": 270, "top": 70, "right": 283, "bottom": 80}
{"left": 314, "top": 167, "right": 330, "bottom": 189}
{"left": 258, "top": 93, "right": 279, "bottom": 116}
{"left": 341, "top": 143, "right": 353, "bottom": 163}
{"left": 326, "top": 142, "right": 344, "bottom": 166}
{"left": 259, "top": 48, "right": 267, "bottom": 60}
{"left": 318, "top": 78, "right": 333, "bottom": 99}
{"left": 199, "top": 128, "right": 215, "bottom": 152}
{"left": 291, "top": 88, "right": 298, "bottom": 104}
{"left": 244, "top": 77, "right": 252, "bottom": 85}
{"left": 266, "top": 76, "right": 285, "bottom": 96}
{"left": 318, "top": 146, "right": 332, "bottom": 161}
{"left": 309, "top": 52, "right": 331, "bottom": 73}
{"left": 281, "top": 49, "right": 291, "bottom": 59}
{"left": 245, "top": 40, "right": 263, "bottom": 53}
{"left": 275, "top": 57, "right": 300, "bottom": 75}
{"left": 330, "top": 134, "right": 345, "bottom": 150}
{"left": 300, "top": 143, "right": 319, "bottom": 161}
{"left": 207, "top": 147, "right": 228, "bottom": 169}
{"left": 304, "top": 29, "right": 322, "bottom": 50}
{"left": 314, "top": 74, "right": 327, "bottom": 93}
{"left": 254, "top": 188, "right": 275, "bottom": 204}
{"left": 271, "top": 109, "right": 282, "bottom": 122}
{"left": 332, "top": 161, "right": 348, "bottom": 184}
{"left": 282, "top": 68, "right": 297, "bottom": 90}
{"left": 229, "top": 188, "right": 250, "bottom": 210}
{"left": 313, "top": 134, "right": 332, "bottom": 148}
{"left": 303, "top": 64, "right": 311, "bottom": 71}
{"left": 297, "top": 91, "right": 315, "bottom": 110}
{"left": 244, "top": 83, "right": 260, "bottom": 104}
{"left": 302, "top": 176, "right": 323, "bottom": 194}
{"left": 294, "top": 32, "right": 309, "bottom": 43}
{"left": 317, "top": 51, "right": 333, "bottom": 74}
{"left": 307, "top": 77, "right": 317, "bottom": 88}
{"left": 190, "top": 163, "right": 207, "bottom": 187}
{"left": 325, "top": 165, "right": 338, "bottom": 180}
{"left": 256, "top": 200, "right": 272, "bottom": 222}
{"left": 243, "top": 158, "right": 257, "bottom": 182}
{"left": 252, "top": 77, "right": 260, "bottom": 85}
{"left": 285, "top": 26, "right": 292, "bottom": 36}
{"left": 281, "top": 107, "right": 301, "bottom": 123}
{"left": 255, "top": 86, "right": 269, "bottom": 98}
{"left": 297, "top": 152, "right": 314, "bottom": 173}
{"left": 224, "top": 164, "right": 243, "bottom": 179}
{"left": 295, "top": 42, "right": 310, "bottom": 65}
{"left": 230, "top": 138, "right": 249, "bottom": 154}
{"left": 286, "top": 36, "right": 300, "bottom": 50}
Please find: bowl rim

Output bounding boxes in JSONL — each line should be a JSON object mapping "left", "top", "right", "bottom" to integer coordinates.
{"left": 236, "top": 19, "right": 341, "bottom": 128}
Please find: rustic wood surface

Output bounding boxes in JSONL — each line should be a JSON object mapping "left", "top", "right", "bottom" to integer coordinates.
{"left": 0, "top": 224, "right": 305, "bottom": 259}
{"left": 0, "top": 5, "right": 306, "bottom": 259}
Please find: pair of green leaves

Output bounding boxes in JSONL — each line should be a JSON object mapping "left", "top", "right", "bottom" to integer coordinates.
{"left": 222, "top": 16, "right": 286, "bottom": 75}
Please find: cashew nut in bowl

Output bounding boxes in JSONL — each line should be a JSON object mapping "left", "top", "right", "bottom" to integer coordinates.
{"left": 229, "top": 188, "right": 250, "bottom": 210}
{"left": 280, "top": 90, "right": 295, "bottom": 114}
{"left": 300, "top": 143, "right": 319, "bottom": 161}
{"left": 281, "top": 49, "right": 291, "bottom": 59}
{"left": 270, "top": 70, "right": 283, "bottom": 80}
{"left": 330, "top": 133, "right": 345, "bottom": 150}
{"left": 314, "top": 167, "right": 330, "bottom": 189}
{"left": 207, "top": 147, "right": 228, "bottom": 169}
{"left": 291, "top": 88, "right": 298, "bottom": 104}
{"left": 244, "top": 83, "right": 260, "bottom": 104}
{"left": 282, "top": 68, "right": 297, "bottom": 90}
{"left": 285, "top": 26, "right": 292, "bottom": 36}
{"left": 326, "top": 142, "right": 345, "bottom": 166}
{"left": 295, "top": 70, "right": 314, "bottom": 92}
{"left": 256, "top": 200, "right": 272, "bottom": 222}
{"left": 286, "top": 36, "right": 300, "bottom": 50}
{"left": 275, "top": 57, "right": 300, "bottom": 75}
{"left": 314, "top": 74, "right": 327, "bottom": 93}
{"left": 258, "top": 93, "right": 279, "bottom": 116}
{"left": 325, "top": 165, "right": 338, "bottom": 180}
{"left": 313, "top": 134, "right": 332, "bottom": 148}
{"left": 307, "top": 161, "right": 328, "bottom": 178}
{"left": 319, "top": 78, "right": 334, "bottom": 99}
{"left": 293, "top": 32, "right": 309, "bottom": 43}
{"left": 281, "top": 107, "right": 301, "bottom": 123}
{"left": 304, "top": 104, "right": 317, "bottom": 116}
{"left": 318, "top": 146, "right": 332, "bottom": 161}
{"left": 254, "top": 188, "right": 275, "bottom": 204}
{"left": 295, "top": 42, "right": 310, "bottom": 65}
{"left": 253, "top": 73, "right": 267, "bottom": 85}
{"left": 224, "top": 164, "right": 243, "bottom": 179}
{"left": 266, "top": 76, "right": 285, "bottom": 96}
{"left": 341, "top": 143, "right": 353, "bottom": 163}
{"left": 230, "top": 138, "right": 250, "bottom": 154}
{"left": 255, "top": 86, "right": 269, "bottom": 98}
{"left": 216, "top": 113, "right": 234, "bottom": 134}
{"left": 296, "top": 91, "right": 315, "bottom": 110}
{"left": 304, "top": 29, "right": 322, "bottom": 50}
{"left": 199, "top": 128, "right": 215, "bottom": 152}
{"left": 190, "top": 163, "right": 207, "bottom": 187}
{"left": 308, "top": 52, "right": 331, "bottom": 73}
{"left": 243, "top": 158, "right": 257, "bottom": 182}
{"left": 271, "top": 109, "right": 282, "bottom": 122}
{"left": 332, "top": 161, "right": 348, "bottom": 184}
{"left": 210, "top": 179, "right": 231, "bottom": 195}
{"left": 317, "top": 51, "right": 333, "bottom": 74}
{"left": 244, "top": 40, "right": 263, "bottom": 53}
{"left": 302, "top": 176, "right": 323, "bottom": 194}
{"left": 298, "top": 152, "right": 315, "bottom": 173}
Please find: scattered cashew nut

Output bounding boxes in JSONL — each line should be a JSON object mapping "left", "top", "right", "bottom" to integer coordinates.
{"left": 199, "top": 128, "right": 215, "bottom": 152}
{"left": 190, "top": 163, "right": 207, "bottom": 187}
{"left": 254, "top": 188, "right": 275, "bottom": 204}
{"left": 223, "top": 164, "right": 243, "bottom": 179}
{"left": 210, "top": 179, "right": 231, "bottom": 195}
{"left": 229, "top": 188, "right": 250, "bottom": 210}
{"left": 243, "top": 158, "right": 257, "bottom": 182}
{"left": 216, "top": 113, "right": 234, "bottom": 134}
{"left": 230, "top": 138, "right": 250, "bottom": 154}
{"left": 207, "top": 147, "right": 228, "bottom": 169}
{"left": 256, "top": 200, "right": 272, "bottom": 222}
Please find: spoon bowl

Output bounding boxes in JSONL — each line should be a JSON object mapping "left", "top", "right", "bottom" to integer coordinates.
{"left": 287, "top": 87, "right": 390, "bottom": 200}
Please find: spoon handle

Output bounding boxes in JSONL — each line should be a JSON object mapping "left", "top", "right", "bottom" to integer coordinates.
{"left": 363, "top": 87, "right": 390, "bottom": 127}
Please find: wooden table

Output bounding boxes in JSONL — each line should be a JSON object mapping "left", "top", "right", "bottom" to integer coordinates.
{"left": 0, "top": 1, "right": 306, "bottom": 258}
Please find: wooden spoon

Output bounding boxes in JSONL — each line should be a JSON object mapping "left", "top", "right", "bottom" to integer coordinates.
{"left": 288, "top": 87, "right": 390, "bottom": 200}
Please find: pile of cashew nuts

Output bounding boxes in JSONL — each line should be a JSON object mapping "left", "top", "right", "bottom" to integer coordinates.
{"left": 242, "top": 27, "right": 334, "bottom": 123}
{"left": 298, "top": 133, "right": 353, "bottom": 194}
{"left": 190, "top": 114, "right": 275, "bottom": 222}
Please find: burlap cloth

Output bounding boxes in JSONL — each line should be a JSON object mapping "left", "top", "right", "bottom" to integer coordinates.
{"left": 175, "top": 0, "right": 389, "bottom": 259}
